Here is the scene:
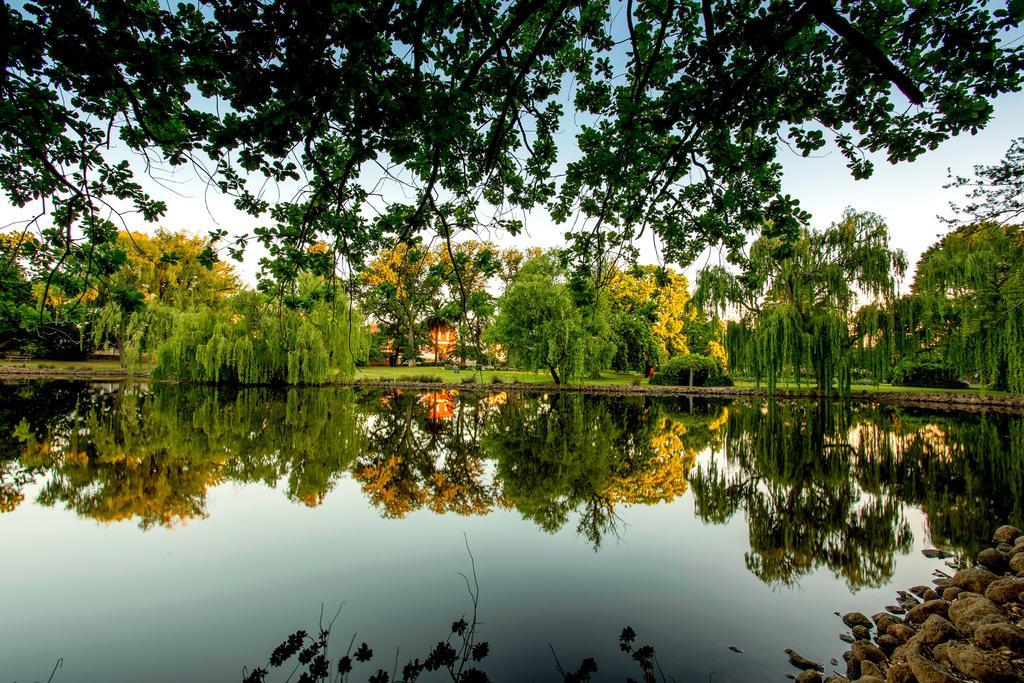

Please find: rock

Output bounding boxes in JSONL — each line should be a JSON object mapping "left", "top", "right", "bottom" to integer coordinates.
{"left": 923, "top": 548, "right": 954, "bottom": 559}
{"left": 858, "top": 677, "right": 885, "bottom": 683}
{"left": 978, "top": 547, "right": 1009, "bottom": 572}
{"left": 897, "top": 593, "right": 921, "bottom": 611}
{"left": 786, "top": 649, "right": 824, "bottom": 672}
{"left": 912, "top": 615, "right": 961, "bottom": 647}
{"left": 886, "top": 604, "right": 908, "bottom": 614}
{"left": 909, "top": 585, "right": 932, "bottom": 599}
{"left": 932, "top": 641, "right": 954, "bottom": 665}
{"left": 885, "top": 659, "right": 915, "bottom": 683}
{"left": 921, "top": 588, "right": 940, "bottom": 601}
{"left": 875, "top": 614, "right": 900, "bottom": 634}
{"left": 948, "top": 593, "right": 1008, "bottom": 636}
{"left": 839, "top": 632, "right": 855, "bottom": 644}
{"left": 952, "top": 566, "right": 1000, "bottom": 594}
{"left": 906, "top": 599, "right": 949, "bottom": 624}
{"left": 993, "top": 524, "right": 1022, "bottom": 544}
{"left": 843, "top": 612, "right": 874, "bottom": 630}
{"left": 823, "top": 677, "right": 850, "bottom": 683}
{"left": 974, "top": 622, "right": 1024, "bottom": 654}
{"left": 853, "top": 625, "right": 871, "bottom": 641}
{"left": 887, "top": 623, "right": 916, "bottom": 642}
{"left": 943, "top": 641, "right": 1019, "bottom": 682}
{"left": 906, "top": 652, "right": 961, "bottom": 683}
{"left": 931, "top": 578, "right": 951, "bottom": 589}
{"left": 861, "top": 660, "right": 885, "bottom": 678}
{"left": 876, "top": 633, "right": 901, "bottom": 655}
{"left": 942, "top": 587, "right": 963, "bottom": 601}
{"left": 795, "top": 670, "right": 822, "bottom": 683}
{"left": 985, "top": 577, "right": 1024, "bottom": 604}
{"left": 728, "top": 645, "right": 743, "bottom": 653}
{"left": 1010, "top": 551, "right": 1024, "bottom": 573}
{"left": 847, "top": 639, "right": 888, "bottom": 678}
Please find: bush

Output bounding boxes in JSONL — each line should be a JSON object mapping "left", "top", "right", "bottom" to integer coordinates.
{"left": 703, "top": 374, "right": 735, "bottom": 387}
{"left": 650, "top": 354, "right": 726, "bottom": 387}
{"left": 407, "top": 374, "right": 444, "bottom": 383}
{"left": 890, "top": 361, "right": 968, "bottom": 389}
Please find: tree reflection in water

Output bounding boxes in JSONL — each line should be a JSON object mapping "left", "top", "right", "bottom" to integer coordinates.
{"left": 2, "top": 382, "right": 1022, "bottom": 589}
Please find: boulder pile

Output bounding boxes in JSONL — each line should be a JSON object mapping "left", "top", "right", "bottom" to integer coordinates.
{"left": 788, "top": 524, "right": 1024, "bottom": 682}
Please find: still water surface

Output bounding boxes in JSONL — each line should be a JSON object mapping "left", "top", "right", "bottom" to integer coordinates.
{"left": 1, "top": 381, "right": 1022, "bottom": 682}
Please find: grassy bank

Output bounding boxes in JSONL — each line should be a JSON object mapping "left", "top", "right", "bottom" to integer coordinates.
{"left": 352, "top": 365, "right": 645, "bottom": 386}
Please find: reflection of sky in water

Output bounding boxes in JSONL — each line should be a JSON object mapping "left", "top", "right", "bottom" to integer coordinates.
{"left": 3, "top": 458, "right": 947, "bottom": 682}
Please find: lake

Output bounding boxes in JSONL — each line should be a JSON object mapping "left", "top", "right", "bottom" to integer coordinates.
{"left": 1, "top": 381, "right": 1022, "bottom": 682}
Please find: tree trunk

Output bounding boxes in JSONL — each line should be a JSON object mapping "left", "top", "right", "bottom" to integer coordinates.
{"left": 407, "top": 315, "right": 416, "bottom": 366}
{"left": 117, "top": 317, "right": 128, "bottom": 367}
{"left": 549, "top": 366, "right": 561, "bottom": 384}
{"left": 688, "top": 368, "right": 693, "bottom": 387}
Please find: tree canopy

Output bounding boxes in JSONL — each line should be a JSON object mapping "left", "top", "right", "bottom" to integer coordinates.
{"left": 2, "top": 0, "right": 1020, "bottom": 292}
{"left": 486, "top": 252, "right": 614, "bottom": 383}
{"left": 695, "top": 209, "right": 906, "bottom": 392}
{"left": 908, "top": 222, "right": 1024, "bottom": 392}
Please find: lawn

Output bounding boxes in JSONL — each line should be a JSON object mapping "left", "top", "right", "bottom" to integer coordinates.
{"left": 730, "top": 378, "right": 1014, "bottom": 398}
{"left": 352, "top": 365, "right": 646, "bottom": 386}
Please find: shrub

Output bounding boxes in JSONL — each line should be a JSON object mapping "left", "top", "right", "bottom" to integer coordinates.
{"left": 407, "top": 374, "right": 443, "bottom": 383}
{"left": 490, "top": 375, "right": 503, "bottom": 384}
{"left": 703, "top": 374, "right": 735, "bottom": 387}
{"left": 650, "top": 354, "right": 725, "bottom": 387}
{"left": 890, "top": 361, "right": 968, "bottom": 389}
{"left": 461, "top": 375, "right": 477, "bottom": 384}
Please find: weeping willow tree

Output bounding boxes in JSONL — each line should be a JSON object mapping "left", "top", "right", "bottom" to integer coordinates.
{"left": 695, "top": 210, "right": 906, "bottom": 394}
{"left": 907, "top": 223, "right": 1024, "bottom": 392}
{"left": 154, "top": 276, "right": 369, "bottom": 385}
{"left": 92, "top": 298, "right": 179, "bottom": 368}
{"left": 91, "top": 230, "right": 240, "bottom": 367}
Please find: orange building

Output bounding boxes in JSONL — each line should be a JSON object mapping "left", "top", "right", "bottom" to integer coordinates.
{"left": 369, "top": 321, "right": 459, "bottom": 365}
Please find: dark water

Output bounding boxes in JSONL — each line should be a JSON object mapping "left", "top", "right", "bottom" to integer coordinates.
{"left": 1, "top": 381, "right": 1022, "bottom": 682}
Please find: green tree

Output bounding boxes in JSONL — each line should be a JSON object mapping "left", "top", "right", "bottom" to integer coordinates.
{"left": 695, "top": 209, "right": 906, "bottom": 392}
{"left": 486, "top": 253, "right": 613, "bottom": 384}
{"left": 154, "top": 276, "right": 368, "bottom": 385}
{"left": 359, "top": 241, "right": 443, "bottom": 365}
{"left": 91, "top": 229, "right": 239, "bottom": 365}
{"left": 434, "top": 240, "right": 501, "bottom": 367}
{"left": 3, "top": 1, "right": 1019, "bottom": 299}
{"left": 0, "top": 234, "right": 35, "bottom": 351}
{"left": 908, "top": 222, "right": 1024, "bottom": 392}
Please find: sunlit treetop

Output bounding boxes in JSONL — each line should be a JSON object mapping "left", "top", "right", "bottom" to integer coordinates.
{"left": 1, "top": 0, "right": 1021, "bottom": 289}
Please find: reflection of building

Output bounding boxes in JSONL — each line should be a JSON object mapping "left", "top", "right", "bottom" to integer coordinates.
{"left": 419, "top": 390, "right": 457, "bottom": 421}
